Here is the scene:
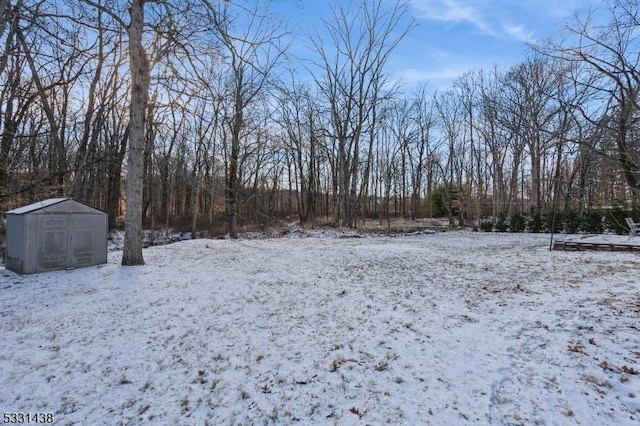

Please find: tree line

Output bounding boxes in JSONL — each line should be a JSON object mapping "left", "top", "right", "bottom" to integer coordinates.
{"left": 1, "top": 0, "right": 639, "bottom": 249}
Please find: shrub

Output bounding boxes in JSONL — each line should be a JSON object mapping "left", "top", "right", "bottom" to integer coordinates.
{"left": 527, "top": 212, "right": 544, "bottom": 233}
{"left": 479, "top": 221, "right": 493, "bottom": 232}
{"left": 544, "top": 210, "right": 564, "bottom": 233}
{"left": 495, "top": 214, "right": 509, "bottom": 232}
{"left": 509, "top": 213, "right": 526, "bottom": 233}
{"left": 428, "top": 185, "right": 449, "bottom": 218}
{"left": 581, "top": 210, "right": 604, "bottom": 234}
{"left": 605, "top": 207, "right": 632, "bottom": 235}
{"left": 563, "top": 210, "right": 582, "bottom": 234}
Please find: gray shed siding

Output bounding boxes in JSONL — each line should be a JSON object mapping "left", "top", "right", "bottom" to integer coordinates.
{"left": 5, "top": 198, "right": 107, "bottom": 275}
{"left": 5, "top": 214, "right": 25, "bottom": 273}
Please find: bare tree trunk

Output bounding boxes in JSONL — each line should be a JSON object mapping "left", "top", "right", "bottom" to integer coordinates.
{"left": 191, "top": 180, "right": 200, "bottom": 239}
{"left": 122, "top": 0, "right": 148, "bottom": 266}
{"left": 226, "top": 105, "right": 241, "bottom": 238}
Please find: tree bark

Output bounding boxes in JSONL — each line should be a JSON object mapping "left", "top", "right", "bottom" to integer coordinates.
{"left": 122, "top": 0, "right": 148, "bottom": 266}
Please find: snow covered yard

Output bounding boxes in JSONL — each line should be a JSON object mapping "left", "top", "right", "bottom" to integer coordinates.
{"left": 1, "top": 231, "right": 639, "bottom": 425}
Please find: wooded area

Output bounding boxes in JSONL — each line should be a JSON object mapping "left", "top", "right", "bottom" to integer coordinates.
{"left": 1, "top": 0, "right": 639, "bottom": 247}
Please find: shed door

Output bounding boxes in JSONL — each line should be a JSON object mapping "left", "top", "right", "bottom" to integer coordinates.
{"left": 37, "top": 215, "right": 69, "bottom": 271}
{"left": 70, "top": 215, "right": 96, "bottom": 267}
{"left": 36, "top": 214, "right": 100, "bottom": 271}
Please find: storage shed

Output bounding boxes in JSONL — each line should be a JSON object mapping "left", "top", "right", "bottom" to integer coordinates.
{"left": 5, "top": 198, "right": 107, "bottom": 275}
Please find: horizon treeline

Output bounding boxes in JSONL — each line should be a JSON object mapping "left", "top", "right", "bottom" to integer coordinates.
{"left": 1, "top": 0, "right": 639, "bottom": 238}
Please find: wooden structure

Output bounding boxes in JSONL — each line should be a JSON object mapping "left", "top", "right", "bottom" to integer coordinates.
{"left": 553, "top": 235, "right": 640, "bottom": 252}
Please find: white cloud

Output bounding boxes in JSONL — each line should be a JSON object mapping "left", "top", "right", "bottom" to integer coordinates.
{"left": 404, "top": 67, "right": 465, "bottom": 81}
{"left": 409, "top": 0, "right": 497, "bottom": 36}
{"left": 409, "top": 0, "right": 562, "bottom": 43}
{"left": 396, "top": 67, "right": 471, "bottom": 91}
{"left": 503, "top": 24, "right": 536, "bottom": 43}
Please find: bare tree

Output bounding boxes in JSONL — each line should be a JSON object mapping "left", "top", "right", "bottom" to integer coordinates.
{"left": 475, "top": 67, "right": 511, "bottom": 220}
{"left": 409, "top": 86, "right": 438, "bottom": 220}
{"left": 546, "top": 0, "right": 640, "bottom": 198}
{"left": 435, "top": 90, "right": 465, "bottom": 225}
{"left": 502, "top": 55, "right": 560, "bottom": 213}
{"left": 0, "top": 0, "right": 33, "bottom": 191}
{"left": 310, "top": 0, "right": 414, "bottom": 228}
{"left": 275, "top": 80, "right": 321, "bottom": 227}
{"left": 119, "top": 0, "right": 148, "bottom": 265}
{"left": 77, "top": 0, "right": 209, "bottom": 263}
{"left": 203, "top": 0, "right": 288, "bottom": 238}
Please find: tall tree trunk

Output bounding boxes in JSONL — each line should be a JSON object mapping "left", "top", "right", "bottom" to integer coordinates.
{"left": 106, "top": 126, "right": 128, "bottom": 230}
{"left": 226, "top": 105, "right": 241, "bottom": 238}
{"left": 122, "top": 0, "right": 148, "bottom": 266}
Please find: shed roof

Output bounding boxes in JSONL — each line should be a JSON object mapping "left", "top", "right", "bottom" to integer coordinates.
{"left": 6, "top": 198, "right": 71, "bottom": 214}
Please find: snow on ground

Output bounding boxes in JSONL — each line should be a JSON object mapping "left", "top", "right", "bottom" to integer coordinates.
{"left": 1, "top": 231, "right": 639, "bottom": 425}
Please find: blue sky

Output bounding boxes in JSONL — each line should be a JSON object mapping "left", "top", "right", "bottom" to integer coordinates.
{"left": 274, "top": 0, "right": 600, "bottom": 91}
